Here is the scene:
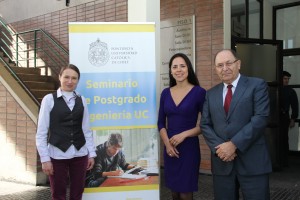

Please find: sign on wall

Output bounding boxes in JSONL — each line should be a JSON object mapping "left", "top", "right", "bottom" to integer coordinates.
{"left": 160, "top": 15, "right": 195, "bottom": 91}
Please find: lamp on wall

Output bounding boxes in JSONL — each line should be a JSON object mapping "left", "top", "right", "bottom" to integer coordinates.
{"left": 57, "top": 0, "right": 70, "bottom": 7}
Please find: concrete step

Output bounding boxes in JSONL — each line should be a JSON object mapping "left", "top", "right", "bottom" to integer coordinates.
{"left": 11, "top": 67, "right": 41, "bottom": 75}
{"left": 17, "top": 73, "right": 55, "bottom": 82}
{"left": 23, "top": 81, "right": 56, "bottom": 90}
{"left": 9, "top": 62, "right": 16, "bottom": 67}
{"left": 0, "top": 50, "right": 58, "bottom": 103}
{"left": 0, "top": 55, "right": 16, "bottom": 67}
{"left": 0, "top": 53, "right": 16, "bottom": 65}
{"left": 11, "top": 67, "right": 58, "bottom": 102}
{"left": 2, "top": 56, "right": 10, "bottom": 63}
{"left": 31, "top": 89, "right": 57, "bottom": 101}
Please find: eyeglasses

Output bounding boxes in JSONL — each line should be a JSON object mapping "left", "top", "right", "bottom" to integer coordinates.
{"left": 216, "top": 59, "right": 239, "bottom": 69}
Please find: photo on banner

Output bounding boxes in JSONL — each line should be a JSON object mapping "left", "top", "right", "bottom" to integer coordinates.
{"left": 69, "top": 22, "right": 159, "bottom": 200}
{"left": 85, "top": 129, "right": 159, "bottom": 187}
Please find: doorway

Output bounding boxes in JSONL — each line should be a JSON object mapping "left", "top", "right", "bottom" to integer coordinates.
{"left": 232, "top": 36, "right": 283, "bottom": 170}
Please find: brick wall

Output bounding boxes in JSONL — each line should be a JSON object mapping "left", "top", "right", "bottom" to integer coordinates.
{"left": 2, "top": 0, "right": 128, "bottom": 184}
{"left": 10, "top": 0, "right": 128, "bottom": 51}
{"left": 0, "top": 81, "right": 38, "bottom": 183}
{"left": 2, "top": 0, "right": 224, "bottom": 182}
{"left": 161, "top": 0, "right": 224, "bottom": 173}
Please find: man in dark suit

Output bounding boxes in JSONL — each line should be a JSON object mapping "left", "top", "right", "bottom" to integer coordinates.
{"left": 200, "top": 49, "right": 272, "bottom": 200}
{"left": 280, "top": 71, "right": 298, "bottom": 167}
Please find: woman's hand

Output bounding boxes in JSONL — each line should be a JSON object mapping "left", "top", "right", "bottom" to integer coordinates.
{"left": 42, "top": 161, "right": 54, "bottom": 176}
{"left": 169, "top": 133, "right": 186, "bottom": 147}
{"left": 166, "top": 143, "right": 179, "bottom": 158}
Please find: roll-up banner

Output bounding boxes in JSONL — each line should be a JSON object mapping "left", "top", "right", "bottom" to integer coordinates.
{"left": 69, "top": 22, "right": 159, "bottom": 200}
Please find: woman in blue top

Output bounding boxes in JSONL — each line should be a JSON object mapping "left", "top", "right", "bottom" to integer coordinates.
{"left": 158, "top": 53, "right": 206, "bottom": 200}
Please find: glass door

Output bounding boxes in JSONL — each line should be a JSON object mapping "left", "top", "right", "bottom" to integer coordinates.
{"left": 232, "top": 37, "right": 283, "bottom": 170}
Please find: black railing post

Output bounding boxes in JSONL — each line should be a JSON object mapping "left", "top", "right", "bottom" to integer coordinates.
{"left": 16, "top": 34, "right": 18, "bottom": 66}
{"left": 34, "top": 30, "right": 37, "bottom": 68}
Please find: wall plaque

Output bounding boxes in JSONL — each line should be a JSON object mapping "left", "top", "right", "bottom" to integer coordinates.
{"left": 160, "top": 15, "right": 195, "bottom": 91}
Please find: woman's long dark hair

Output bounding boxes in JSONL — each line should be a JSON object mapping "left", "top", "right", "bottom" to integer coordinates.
{"left": 168, "top": 53, "right": 200, "bottom": 87}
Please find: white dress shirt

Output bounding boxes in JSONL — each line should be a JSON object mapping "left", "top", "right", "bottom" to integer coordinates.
{"left": 36, "top": 89, "right": 96, "bottom": 163}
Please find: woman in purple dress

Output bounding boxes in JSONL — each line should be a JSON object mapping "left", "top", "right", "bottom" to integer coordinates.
{"left": 158, "top": 53, "right": 206, "bottom": 200}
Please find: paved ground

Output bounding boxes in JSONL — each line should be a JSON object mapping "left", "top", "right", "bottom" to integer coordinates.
{"left": 160, "top": 154, "right": 300, "bottom": 200}
{"left": 0, "top": 154, "right": 299, "bottom": 200}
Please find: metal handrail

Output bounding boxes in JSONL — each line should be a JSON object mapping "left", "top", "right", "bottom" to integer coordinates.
{"left": 0, "top": 17, "right": 69, "bottom": 69}
{"left": 0, "top": 57, "right": 40, "bottom": 106}
{"left": 1, "top": 31, "right": 14, "bottom": 46}
{"left": 42, "top": 38, "right": 67, "bottom": 66}
{"left": 40, "top": 29, "right": 68, "bottom": 55}
{"left": 0, "top": 17, "right": 69, "bottom": 105}
{"left": 0, "top": 18, "right": 14, "bottom": 35}
{"left": 0, "top": 45, "right": 14, "bottom": 61}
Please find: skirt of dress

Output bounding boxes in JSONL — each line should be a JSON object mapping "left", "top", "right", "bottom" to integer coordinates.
{"left": 164, "top": 137, "right": 200, "bottom": 192}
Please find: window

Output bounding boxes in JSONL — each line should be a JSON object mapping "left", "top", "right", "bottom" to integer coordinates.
{"left": 231, "top": 0, "right": 262, "bottom": 39}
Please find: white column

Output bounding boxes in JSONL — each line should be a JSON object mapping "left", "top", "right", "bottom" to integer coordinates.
{"left": 128, "top": 0, "right": 159, "bottom": 23}
{"left": 128, "top": 0, "right": 161, "bottom": 106}
{"left": 223, "top": 0, "right": 231, "bottom": 48}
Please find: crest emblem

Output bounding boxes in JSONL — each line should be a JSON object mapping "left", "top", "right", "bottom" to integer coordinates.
{"left": 88, "top": 39, "right": 109, "bottom": 67}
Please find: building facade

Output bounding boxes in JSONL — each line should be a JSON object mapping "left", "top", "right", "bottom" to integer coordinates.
{"left": 0, "top": 0, "right": 299, "bottom": 185}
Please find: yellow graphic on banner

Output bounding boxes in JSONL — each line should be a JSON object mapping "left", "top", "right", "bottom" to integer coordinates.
{"left": 84, "top": 184, "right": 159, "bottom": 193}
{"left": 69, "top": 23, "right": 155, "bottom": 33}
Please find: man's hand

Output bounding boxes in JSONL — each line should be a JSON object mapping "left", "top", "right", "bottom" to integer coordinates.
{"left": 111, "top": 170, "right": 124, "bottom": 176}
{"left": 224, "top": 153, "right": 237, "bottom": 162}
{"left": 42, "top": 161, "right": 54, "bottom": 176}
{"left": 87, "top": 157, "right": 95, "bottom": 170}
{"left": 215, "top": 141, "right": 237, "bottom": 162}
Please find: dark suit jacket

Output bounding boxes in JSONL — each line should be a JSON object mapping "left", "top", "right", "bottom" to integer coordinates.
{"left": 200, "top": 75, "right": 272, "bottom": 176}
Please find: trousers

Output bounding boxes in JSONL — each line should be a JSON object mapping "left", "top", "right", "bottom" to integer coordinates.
{"left": 49, "top": 155, "right": 88, "bottom": 200}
